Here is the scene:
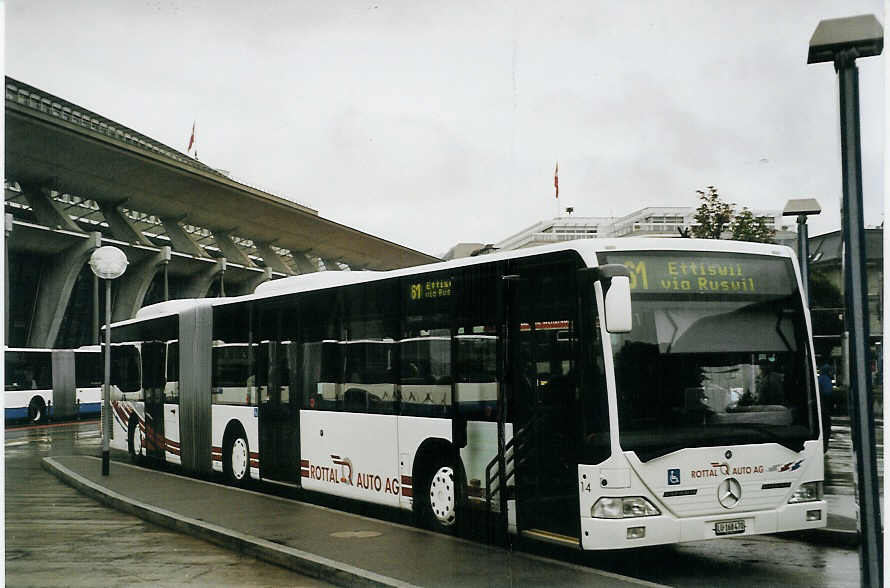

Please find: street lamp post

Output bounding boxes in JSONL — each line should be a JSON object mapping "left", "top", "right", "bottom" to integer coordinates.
{"left": 89, "top": 246, "right": 128, "bottom": 476}
{"left": 808, "top": 14, "right": 883, "bottom": 586}
{"left": 782, "top": 199, "right": 821, "bottom": 306}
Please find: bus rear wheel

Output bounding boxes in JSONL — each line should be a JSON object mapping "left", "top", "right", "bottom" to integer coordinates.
{"left": 418, "top": 456, "right": 465, "bottom": 534}
{"left": 224, "top": 432, "right": 250, "bottom": 485}
{"left": 27, "top": 397, "right": 45, "bottom": 424}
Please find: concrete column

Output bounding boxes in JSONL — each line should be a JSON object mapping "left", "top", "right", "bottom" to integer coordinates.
{"left": 182, "top": 259, "right": 226, "bottom": 299}
{"left": 254, "top": 242, "right": 294, "bottom": 275}
{"left": 291, "top": 251, "right": 318, "bottom": 274}
{"left": 231, "top": 268, "right": 273, "bottom": 296}
{"left": 160, "top": 217, "right": 206, "bottom": 258}
{"left": 28, "top": 232, "right": 101, "bottom": 348}
{"left": 111, "top": 246, "right": 172, "bottom": 322}
{"left": 20, "top": 183, "right": 83, "bottom": 232}
{"left": 211, "top": 230, "right": 255, "bottom": 267}
{"left": 98, "top": 202, "right": 153, "bottom": 246}
{"left": 5, "top": 214, "right": 12, "bottom": 345}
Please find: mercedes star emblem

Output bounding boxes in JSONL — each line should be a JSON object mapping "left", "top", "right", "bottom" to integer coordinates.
{"left": 718, "top": 477, "right": 742, "bottom": 508}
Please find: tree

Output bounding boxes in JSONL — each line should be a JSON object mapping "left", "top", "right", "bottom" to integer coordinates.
{"left": 730, "top": 207, "right": 776, "bottom": 243}
{"left": 690, "top": 186, "right": 776, "bottom": 243}
{"left": 691, "top": 186, "right": 734, "bottom": 239}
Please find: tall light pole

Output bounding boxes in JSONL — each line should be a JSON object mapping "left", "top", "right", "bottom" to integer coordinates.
{"left": 89, "top": 246, "right": 128, "bottom": 476}
{"left": 782, "top": 198, "right": 821, "bottom": 306}
{"left": 808, "top": 14, "right": 883, "bottom": 586}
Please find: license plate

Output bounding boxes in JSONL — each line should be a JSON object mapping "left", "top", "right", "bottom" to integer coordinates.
{"left": 715, "top": 519, "right": 746, "bottom": 536}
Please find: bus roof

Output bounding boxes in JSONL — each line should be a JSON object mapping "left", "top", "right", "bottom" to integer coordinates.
{"left": 116, "top": 238, "right": 795, "bottom": 325}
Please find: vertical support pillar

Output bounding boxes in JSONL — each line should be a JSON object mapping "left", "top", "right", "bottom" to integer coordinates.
{"left": 28, "top": 232, "right": 101, "bottom": 349}
{"left": 836, "top": 49, "right": 882, "bottom": 584}
{"left": 5, "top": 213, "right": 12, "bottom": 345}
{"left": 796, "top": 215, "right": 810, "bottom": 306}
{"left": 111, "top": 247, "right": 172, "bottom": 322}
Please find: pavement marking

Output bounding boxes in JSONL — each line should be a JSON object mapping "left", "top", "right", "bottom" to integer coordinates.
{"left": 44, "top": 456, "right": 417, "bottom": 588}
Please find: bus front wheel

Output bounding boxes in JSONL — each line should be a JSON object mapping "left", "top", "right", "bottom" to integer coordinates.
{"left": 418, "top": 455, "right": 466, "bottom": 534}
{"left": 224, "top": 432, "right": 250, "bottom": 485}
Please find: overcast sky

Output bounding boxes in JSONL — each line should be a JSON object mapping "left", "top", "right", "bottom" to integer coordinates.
{"left": 5, "top": 1, "right": 885, "bottom": 257}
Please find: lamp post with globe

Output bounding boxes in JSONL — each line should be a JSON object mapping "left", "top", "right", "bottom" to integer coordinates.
{"left": 89, "top": 246, "right": 128, "bottom": 476}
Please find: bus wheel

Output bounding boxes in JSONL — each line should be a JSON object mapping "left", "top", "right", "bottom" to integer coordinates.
{"left": 224, "top": 433, "right": 249, "bottom": 485}
{"left": 419, "top": 456, "right": 465, "bottom": 534}
{"left": 27, "top": 398, "right": 45, "bottom": 424}
{"left": 128, "top": 420, "right": 143, "bottom": 464}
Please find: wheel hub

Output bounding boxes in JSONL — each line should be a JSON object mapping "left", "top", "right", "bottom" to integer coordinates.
{"left": 232, "top": 438, "right": 248, "bottom": 480}
{"left": 429, "top": 466, "right": 456, "bottom": 526}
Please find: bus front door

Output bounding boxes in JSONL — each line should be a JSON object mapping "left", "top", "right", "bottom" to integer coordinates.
{"left": 258, "top": 342, "right": 300, "bottom": 484}
{"left": 508, "top": 263, "right": 583, "bottom": 544}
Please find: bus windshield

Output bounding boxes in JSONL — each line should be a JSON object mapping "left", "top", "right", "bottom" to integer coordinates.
{"left": 602, "top": 251, "right": 819, "bottom": 461}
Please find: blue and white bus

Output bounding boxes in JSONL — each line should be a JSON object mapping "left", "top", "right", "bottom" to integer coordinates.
{"left": 5, "top": 346, "right": 104, "bottom": 423}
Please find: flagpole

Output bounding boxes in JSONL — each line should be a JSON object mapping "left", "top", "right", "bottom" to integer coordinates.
{"left": 554, "top": 162, "right": 559, "bottom": 218}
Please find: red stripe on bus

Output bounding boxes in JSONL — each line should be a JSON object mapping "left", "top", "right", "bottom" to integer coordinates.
{"left": 401, "top": 487, "right": 413, "bottom": 497}
{"left": 249, "top": 452, "right": 259, "bottom": 458}
{"left": 301, "top": 470, "right": 310, "bottom": 478}
{"left": 300, "top": 459, "right": 309, "bottom": 466}
{"left": 401, "top": 475, "right": 412, "bottom": 486}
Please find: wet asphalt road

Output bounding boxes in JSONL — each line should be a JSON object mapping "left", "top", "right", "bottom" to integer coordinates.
{"left": 4, "top": 421, "right": 328, "bottom": 587}
{"left": 4, "top": 419, "right": 876, "bottom": 587}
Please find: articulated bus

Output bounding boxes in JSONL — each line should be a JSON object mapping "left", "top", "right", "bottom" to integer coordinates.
{"left": 5, "top": 347, "right": 105, "bottom": 423}
{"left": 107, "top": 239, "right": 826, "bottom": 549}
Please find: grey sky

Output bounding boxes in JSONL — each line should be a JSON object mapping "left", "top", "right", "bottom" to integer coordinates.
{"left": 5, "top": 1, "right": 885, "bottom": 256}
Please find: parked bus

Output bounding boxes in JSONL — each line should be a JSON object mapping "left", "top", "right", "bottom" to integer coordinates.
{"left": 5, "top": 346, "right": 104, "bottom": 423}
{"left": 107, "top": 239, "right": 826, "bottom": 549}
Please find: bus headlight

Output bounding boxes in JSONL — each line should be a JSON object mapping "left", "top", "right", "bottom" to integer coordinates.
{"left": 592, "top": 496, "right": 661, "bottom": 518}
{"left": 788, "top": 481, "right": 823, "bottom": 503}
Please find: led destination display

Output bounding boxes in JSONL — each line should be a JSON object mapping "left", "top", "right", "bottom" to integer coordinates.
{"left": 602, "top": 253, "right": 795, "bottom": 297}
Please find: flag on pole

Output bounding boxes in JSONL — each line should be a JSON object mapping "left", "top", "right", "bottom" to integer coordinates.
{"left": 187, "top": 121, "right": 196, "bottom": 154}
{"left": 554, "top": 162, "right": 559, "bottom": 199}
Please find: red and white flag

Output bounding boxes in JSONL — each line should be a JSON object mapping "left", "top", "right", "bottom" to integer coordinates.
{"left": 187, "top": 121, "right": 196, "bottom": 154}
{"left": 554, "top": 162, "right": 559, "bottom": 199}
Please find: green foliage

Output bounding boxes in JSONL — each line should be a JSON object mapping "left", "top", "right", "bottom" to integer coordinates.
{"left": 691, "top": 186, "right": 734, "bottom": 239}
{"left": 690, "top": 186, "right": 776, "bottom": 243}
{"left": 730, "top": 207, "right": 776, "bottom": 243}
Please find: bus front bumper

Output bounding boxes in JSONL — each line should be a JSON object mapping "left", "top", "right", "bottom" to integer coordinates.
{"left": 580, "top": 500, "right": 827, "bottom": 549}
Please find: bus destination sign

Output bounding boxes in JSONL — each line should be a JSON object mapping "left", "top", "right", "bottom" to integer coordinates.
{"left": 602, "top": 253, "right": 794, "bottom": 296}
{"left": 408, "top": 278, "right": 452, "bottom": 301}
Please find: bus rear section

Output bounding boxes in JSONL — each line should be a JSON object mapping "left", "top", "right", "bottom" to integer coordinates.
{"left": 578, "top": 248, "right": 826, "bottom": 549}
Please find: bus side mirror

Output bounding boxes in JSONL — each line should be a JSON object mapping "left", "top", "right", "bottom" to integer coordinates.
{"left": 591, "top": 264, "right": 633, "bottom": 334}
{"left": 604, "top": 276, "right": 632, "bottom": 333}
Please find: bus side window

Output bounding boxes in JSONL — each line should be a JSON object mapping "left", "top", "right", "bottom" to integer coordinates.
{"left": 165, "top": 341, "right": 179, "bottom": 403}
{"left": 75, "top": 352, "right": 103, "bottom": 388}
{"left": 341, "top": 280, "right": 399, "bottom": 415}
{"left": 400, "top": 271, "right": 455, "bottom": 419}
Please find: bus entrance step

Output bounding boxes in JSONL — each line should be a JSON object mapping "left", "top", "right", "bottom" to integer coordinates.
{"left": 521, "top": 528, "right": 580, "bottom": 547}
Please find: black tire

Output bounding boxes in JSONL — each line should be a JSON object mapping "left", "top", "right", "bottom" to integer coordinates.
{"left": 417, "top": 454, "right": 466, "bottom": 534}
{"left": 223, "top": 430, "right": 250, "bottom": 485}
{"left": 128, "top": 418, "right": 143, "bottom": 464}
{"left": 27, "top": 397, "right": 45, "bottom": 424}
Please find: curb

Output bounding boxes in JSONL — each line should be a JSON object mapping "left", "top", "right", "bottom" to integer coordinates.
{"left": 42, "top": 457, "right": 416, "bottom": 588}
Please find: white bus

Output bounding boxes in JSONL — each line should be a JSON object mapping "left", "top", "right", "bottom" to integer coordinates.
{"left": 107, "top": 239, "right": 826, "bottom": 549}
{"left": 5, "top": 347, "right": 104, "bottom": 423}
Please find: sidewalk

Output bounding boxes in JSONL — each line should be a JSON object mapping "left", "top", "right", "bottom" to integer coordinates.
{"left": 43, "top": 455, "right": 661, "bottom": 588}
